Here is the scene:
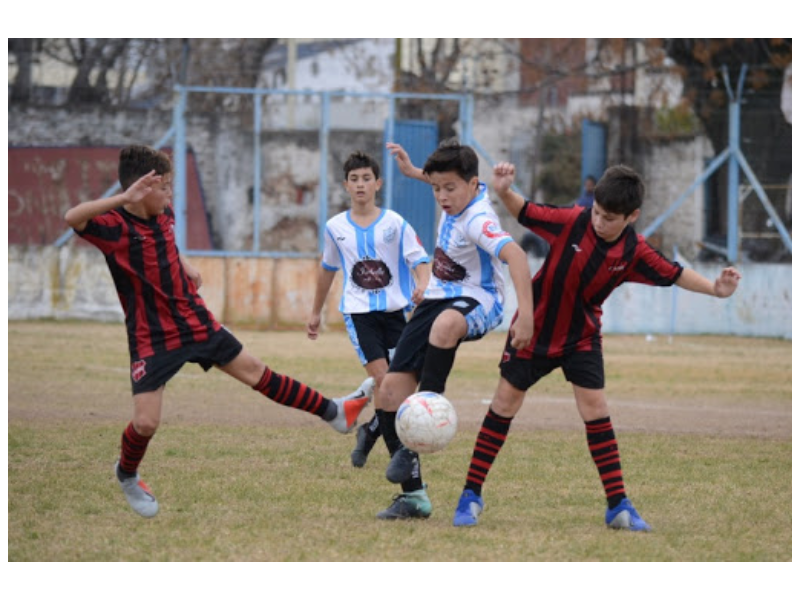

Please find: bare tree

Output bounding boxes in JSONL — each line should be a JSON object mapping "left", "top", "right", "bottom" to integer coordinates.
{"left": 8, "top": 38, "right": 41, "bottom": 103}
{"left": 8, "top": 38, "right": 279, "bottom": 110}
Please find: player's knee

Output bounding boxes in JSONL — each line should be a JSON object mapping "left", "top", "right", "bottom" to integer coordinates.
{"left": 133, "top": 417, "right": 160, "bottom": 438}
{"left": 372, "top": 372, "right": 385, "bottom": 393}
{"left": 429, "top": 311, "right": 466, "bottom": 347}
{"left": 492, "top": 392, "right": 524, "bottom": 417}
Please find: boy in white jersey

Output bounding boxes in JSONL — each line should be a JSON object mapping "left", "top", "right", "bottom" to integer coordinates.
{"left": 375, "top": 139, "right": 534, "bottom": 520}
{"left": 308, "top": 151, "right": 431, "bottom": 468}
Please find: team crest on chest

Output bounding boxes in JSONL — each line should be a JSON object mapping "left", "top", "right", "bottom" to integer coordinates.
{"left": 383, "top": 226, "right": 397, "bottom": 244}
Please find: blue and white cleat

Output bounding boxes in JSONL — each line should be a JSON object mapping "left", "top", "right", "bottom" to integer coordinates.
{"left": 453, "top": 489, "right": 484, "bottom": 527}
{"left": 605, "top": 498, "right": 652, "bottom": 532}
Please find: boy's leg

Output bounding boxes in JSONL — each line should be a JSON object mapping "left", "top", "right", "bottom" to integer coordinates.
{"left": 453, "top": 377, "right": 525, "bottom": 527}
{"left": 376, "top": 371, "right": 430, "bottom": 520}
{"left": 352, "top": 358, "right": 390, "bottom": 467}
{"left": 378, "top": 371, "right": 421, "bottom": 485}
{"left": 115, "top": 388, "right": 163, "bottom": 518}
{"left": 219, "top": 348, "right": 373, "bottom": 433}
{"left": 417, "top": 308, "right": 468, "bottom": 393}
{"left": 573, "top": 384, "right": 651, "bottom": 532}
{"left": 346, "top": 310, "right": 407, "bottom": 466}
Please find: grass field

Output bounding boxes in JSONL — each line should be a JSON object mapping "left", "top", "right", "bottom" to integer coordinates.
{"left": 7, "top": 321, "right": 791, "bottom": 569}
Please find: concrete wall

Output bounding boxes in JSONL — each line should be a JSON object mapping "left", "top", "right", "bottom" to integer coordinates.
{"left": 8, "top": 246, "right": 791, "bottom": 340}
{"left": 10, "top": 104, "right": 724, "bottom": 261}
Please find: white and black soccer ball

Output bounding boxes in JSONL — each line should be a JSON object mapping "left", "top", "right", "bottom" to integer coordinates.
{"left": 396, "top": 391, "right": 457, "bottom": 454}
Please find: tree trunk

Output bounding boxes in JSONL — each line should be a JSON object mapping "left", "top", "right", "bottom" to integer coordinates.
{"left": 9, "top": 39, "right": 37, "bottom": 103}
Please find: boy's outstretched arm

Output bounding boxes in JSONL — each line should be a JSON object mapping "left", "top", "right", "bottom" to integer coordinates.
{"left": 307, "top": 267, "right": 337, "bottom": 340}
{"left": 386, "top": 142, "right": 428, "bottom": 183}
{"left": 499, "top": 242, "right": 534, "bottom": 349}
{"left": 676, "top": 266, "right": 742, "bottom": 298}
{"left": 492, "top": 162, "right": 526, "bottom": 219}
{"left": 411, "top": 261, "right": 431, "bottom": 306}
{"left": 64, "top": 170, "right": 161, "bottom": 232}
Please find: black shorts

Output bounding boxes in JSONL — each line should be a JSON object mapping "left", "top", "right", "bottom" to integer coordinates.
{"left": 129, "top": 326, "right": 243, "bottom": 395}
{"left": 388, "top": 297, "right": 481, "bottom": 375}
{"left": 343, "top": 310, "right": 407, "bottom": 365}
{"left": 499, "top": 345, "right": 605, "bottom": 391}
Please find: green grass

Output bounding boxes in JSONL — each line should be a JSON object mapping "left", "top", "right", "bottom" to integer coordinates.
{"left": 7, "top": 321, "right": 792, "bottom": 564}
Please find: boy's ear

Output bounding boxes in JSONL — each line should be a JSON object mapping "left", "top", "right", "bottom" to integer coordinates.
{"left": 375, "top": 177, "right": 383, "bottom": 191}
{"left": 627, "top": 208, "right": 641, "bottom": 225}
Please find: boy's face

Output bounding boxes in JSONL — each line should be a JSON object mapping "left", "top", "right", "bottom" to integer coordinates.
{"left": 591, "top": 202, "right": 640, "bottom": 242}
{"left": 344, "top": 167, "right": 381, "bottom": 207}
{"left": 141, "top": 173, "right": 173, "bottom": 217}
{"left": 428, "top": 171, "right": 479, "bottom": 216}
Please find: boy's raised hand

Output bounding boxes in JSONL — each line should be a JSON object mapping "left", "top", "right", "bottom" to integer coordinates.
{"left": 386, "top": 142, "right": 419, "bottom": 179}
{"left": 492, "top": 162, "right": 516, "bottom": 195}
{"left": 123, "top": 170, "right": 161, "bottom": 206}
{"left": 714, "top": 267, "right": 742, "bottom": 298}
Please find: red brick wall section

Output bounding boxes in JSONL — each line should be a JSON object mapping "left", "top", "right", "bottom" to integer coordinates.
{"left": 8, "top": 146, "right": 212, "bottom": 249}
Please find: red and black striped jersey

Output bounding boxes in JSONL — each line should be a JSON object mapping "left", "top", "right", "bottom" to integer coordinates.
{"left": 517, "top": 202, "right": 683, "bottom": 358}
{"left": 77, "top": 205, "right": 220, "bottom": 361}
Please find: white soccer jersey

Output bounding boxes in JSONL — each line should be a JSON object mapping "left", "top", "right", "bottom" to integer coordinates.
{"left": 425, "top": 182, "right": 512, "bottom": 320}
{"left": 322, "top": 208, "right": 430, "bottom": 314}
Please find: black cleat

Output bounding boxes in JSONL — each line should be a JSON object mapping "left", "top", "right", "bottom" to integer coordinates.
{"left": 385, "top": 445, "right": 419, "bottom": 484}
{"left": 376, "top": 488, "right": 431, "bottom": 520}
{"left": 351, "top": 423, "right": 378, "bottom": 468}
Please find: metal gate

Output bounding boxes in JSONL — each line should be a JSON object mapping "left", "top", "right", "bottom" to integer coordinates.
{"left": 581, "top": 118, "right": 607, "bottom": 183}
{"left": 383, "top": 119, "right": 439, "bottom": 252}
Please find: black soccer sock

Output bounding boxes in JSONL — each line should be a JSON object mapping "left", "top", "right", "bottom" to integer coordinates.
{"left": 402, "top": 464, "right": 424, "bottom": 494}
{"left": 367, "top": 411, "right": 382, "bottom": 440}
{"left": 379, "top": 410, "right": 423, "bottom": 493}
{"left": 379, "top": 410, "right": 403, "bottom": 456}
{"left": 418, "top": 344, "right": 458, "bottom": 393}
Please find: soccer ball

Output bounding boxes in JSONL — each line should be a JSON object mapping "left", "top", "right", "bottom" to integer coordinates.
{"left": 395, "top": 391, "right": 457, "bottom": 454}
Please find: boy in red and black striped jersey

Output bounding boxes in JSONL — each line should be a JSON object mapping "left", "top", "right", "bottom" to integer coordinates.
{"left": 452, "top": 162, "right": 742, "bottom": 530}
{"left": 65, "top": 145, "right": 374, "bottom": 518}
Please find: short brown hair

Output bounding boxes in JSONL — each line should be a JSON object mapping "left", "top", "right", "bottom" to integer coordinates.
{"left": 118, "top": 145, "right": 172, "bottom": 190}
{"left": 422, "top": 138, "right": 479, "bottom": 182}
{"left": 343, "top": 151, "right": 380, "bottom": 180}
{"left": 593, "top": 165, "right": 644, "bottom": 216}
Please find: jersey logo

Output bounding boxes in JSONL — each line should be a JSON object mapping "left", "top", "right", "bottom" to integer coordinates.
{"left": 433, "top": 247, "right": 467, "bottom": 282}
{"left": 482, "top": 221, "right": 509, "bottom": 239}
{"left": 383, "top": 226, "right": 397, "bottom": 244}
{"left": 608, "top": 262, "right": 627, "bottom": 272}
{"left": 571, "top": 243, "right": 583, "bottom": 253}
{"left": 352, "top": 258, "right": 392, "bottom": 291}
{"left": 131, "top": 360, "right": 147, "bottom": 382}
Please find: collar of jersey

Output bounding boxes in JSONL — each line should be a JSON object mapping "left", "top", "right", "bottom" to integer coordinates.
{"left": 346, "top": 207, "right": 385, "bottom": 230}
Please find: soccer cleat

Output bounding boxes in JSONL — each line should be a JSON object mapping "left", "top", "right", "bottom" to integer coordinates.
{"left": 452, "top": 489, "right": 484, "bottom": 527}
{"left": 351, "top": 422, "right": 378, "bottom": 468}
{"left": 385, "top": 445, "right": 419, "bottom": 484}
{"left": 115, "top": 461, "right": 159, "bottom": 518}
{"left": 328, "top": 377, "right": 375, "bottom": 434}
{"left": 376, "top": 487, "right": 432, "bottom": 520}
{"left": 605, "top": 498, "right": 652, "bottom": 532}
